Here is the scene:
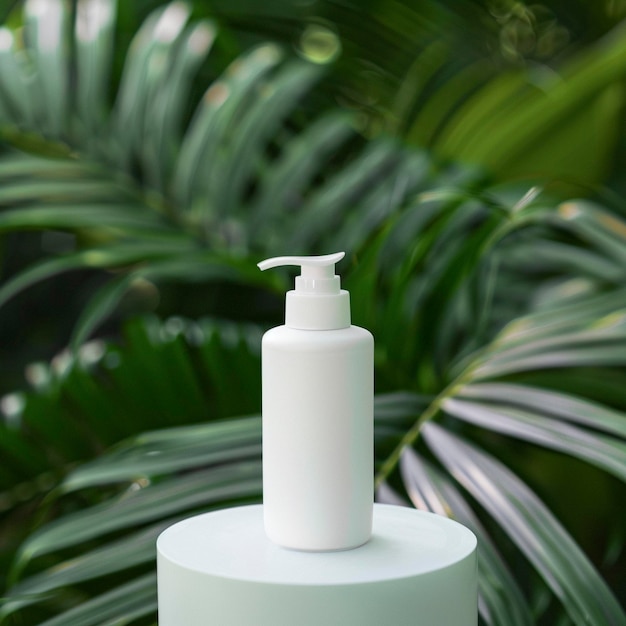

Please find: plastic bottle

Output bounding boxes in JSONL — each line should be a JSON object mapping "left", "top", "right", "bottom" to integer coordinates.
{"left": 257, "top": 251, "right": 374, "bottom": 551}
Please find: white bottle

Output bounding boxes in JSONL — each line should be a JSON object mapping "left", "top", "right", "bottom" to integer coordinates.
{"left": 257, "top": 252, "right": 374, "bottom": 552}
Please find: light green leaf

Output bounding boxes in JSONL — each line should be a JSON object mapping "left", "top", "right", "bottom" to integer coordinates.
{"left": 374, "top": 392, "right": 428, "bottom": 421}
{"left": 436, "top": 70, "right": 528, "bottom": 158}
{"left": 55, "top": 393, "right": 424, "bottom": 493}
{"left": 9, "top": 522, "right": 166, "bottom": 598}
{"left": 498, "top": 239, "right": 624, "bottom": 282}
{"left": 288, "top": 139, "right": 402, "bottom": 249}
{"left": 0, "top": 204, "right": 174, "bottom": 233}
{"left": 0, "top": 154, "right": 102, "bottom": 179}
{"left": 212, "top": 59, "right": 323, "bottom": 219}
{"left": 556, "top": 202, "right": 626, "bottom": 266}
{"left": 439, "top": 23, "right": 626, "bottom": 184}
{"left": 172, "top": 44, "right": 283, "bottom": 211}
{"left": 250, "top": 112, "right": 354, "bottom": 236}
{"left": 23, "top": 0, "right": 68, "bottom": 137}
{"left": 112, "top": 3, "right": 191, "bottom": 170}
{"left": 443, "top": 397, "right": 626, "bottom": 482}
{"left": 329, "top": 148, "right": 430, "bottom": 254}
{"left": 423, "top": 423, "right": 626, "bottom": 626}
{"left": 0, "top": 179, "right": 133, "bottom": 204}
{"left": 408, "top": 60, "right": 493, "bottom": 148}
{"left": 0, "top": 45, "right": 36, "bottom": 127}
{"left": 143, "top": 19, "right": 216, "bottom": 190}
{"left": 474, "top": 343, "right": 626, "bottom": 379}
{"left": 458, "top": 383, "right": 626, "bottom": 438}
{"left": 398, "top": 449, "right": 532, "bottom": 626}
{"left": 492, "top": 289, "right": 626, "bottom": 347}
{"left": 75, "top": 0, "right": 117, "bottom": 138}
{"left": 0, "top": 241, "right": 196, "bottom": 310}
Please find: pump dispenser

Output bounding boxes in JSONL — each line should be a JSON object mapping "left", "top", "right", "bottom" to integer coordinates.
{"left": 258, "top": 252, "right": 350, "bottom": 330}
{"left": 258, "top": 252, "right": 373, "bottom": 551}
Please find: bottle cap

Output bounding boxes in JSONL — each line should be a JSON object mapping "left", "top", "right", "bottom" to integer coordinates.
{"left": 258, "top": 252, "right": 350, "bottom": 330}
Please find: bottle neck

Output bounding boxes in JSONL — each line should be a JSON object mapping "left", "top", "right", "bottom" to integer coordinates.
{"left": 285, "top": 290, "right": 351, "bottom": 330}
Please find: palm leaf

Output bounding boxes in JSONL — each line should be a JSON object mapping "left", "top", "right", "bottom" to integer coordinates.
{"left": 442, "top": 398, "right": 626, "bottom": 481}
{"left": 458, "top": 383, "right": 626, "bottom": 437}
{"left": 0, "top": 315, "right": 263, "bottom": 517}
{"left": 0, "top": 2, "right": 423, "bottom": 338}
{"left": 0, "top": 381, "right": 419, "bottom": 623}
{"left": 423, "top": 424, "right": 625, "bottom": 626}
{"left": 393, "top": 450, "right": 532, "bottom": 626}
{"left": 3, "top": 277, "right": 626, "bottom": 624}
{"left": 1, "top": 2, "right": 626, "bottom": 625}
{"left": 37, "top": 574, "right": 157, "bottom": 626}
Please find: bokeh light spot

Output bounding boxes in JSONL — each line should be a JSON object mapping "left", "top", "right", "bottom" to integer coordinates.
{"left": 299, "top": 23, "right": 341, "bottom": 64}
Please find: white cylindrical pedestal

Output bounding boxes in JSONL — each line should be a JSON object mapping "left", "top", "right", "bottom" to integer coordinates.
{"left": 157, "top": 503, "right": 477, "bottom": 626}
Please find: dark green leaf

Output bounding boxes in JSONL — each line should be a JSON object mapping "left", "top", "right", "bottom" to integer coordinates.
{"left": 17, "top": 462, "right": 262, "bottom": 564}
{"left": 8, "top": 523, "right": 166, "bottom": 600}
{"left": 60, "top": 417, "right": 262, "bottom": 492}
{"left": 37, "top": 573, "right": 156, "bottom": 626}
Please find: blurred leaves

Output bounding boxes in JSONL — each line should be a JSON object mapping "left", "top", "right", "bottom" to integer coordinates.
{"left": 0, "top": 1, "right": 625, "bottom": 625}
{"left": 0, "top": 0, "right": 471, "bottom": 344}
{"left": 404, "top": 22, "right": 626, "bottom": 186}
{"left": 4, "top": 265, "right": 626, "bottom": 624}
{"left": 0, "top": 315, "right": 263, "bottom": 516}
{"left": 0, "top": 317, "right": 418, "bottom": 623}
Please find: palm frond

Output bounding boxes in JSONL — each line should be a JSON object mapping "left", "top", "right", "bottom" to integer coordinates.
{"left": 1, "top": 2, "right": 626, "bottom": 625}
{"left": 0, "top": 315, "right": 262, "bottom": 521}
{"left": 3, "top": 273, "right": 626, "bottom": 624}
{"left": 394, "top": 451, "right": 532, "bottom": 626}
{"left": 0, "top": 376, "right": 418, "bottom": 624}
{"left": 0, "top": 0, "right": 477, "bottom": 345}
{"left": 423, "top": 424, "right": 625, "bottom": 626}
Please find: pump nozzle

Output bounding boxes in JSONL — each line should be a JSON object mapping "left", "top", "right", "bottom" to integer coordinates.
{"left": 258, "top": 252, "right": 345, "bottom": 295}
{"left": 258, "top": 252, "right": 345, "bottom": 278}
{"left": 257, "top": 252, "right": 350, "bottom": 330}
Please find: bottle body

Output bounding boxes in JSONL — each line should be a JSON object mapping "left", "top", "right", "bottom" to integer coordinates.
{"left": 262, "top": 325, "right": 374, "bottom": 551}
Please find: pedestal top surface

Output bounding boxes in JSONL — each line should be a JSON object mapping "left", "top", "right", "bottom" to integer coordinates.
{"left": 157, "top": 504, "right": 476, "bottom": 585}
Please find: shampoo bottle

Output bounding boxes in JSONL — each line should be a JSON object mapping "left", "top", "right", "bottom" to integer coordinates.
{"left": 258, "top": 252, "right": 373, "bottom": 551}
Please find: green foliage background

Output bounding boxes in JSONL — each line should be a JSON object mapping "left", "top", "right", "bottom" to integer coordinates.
{"left": 0, "top": 0, "right": 625, "bottom": 624}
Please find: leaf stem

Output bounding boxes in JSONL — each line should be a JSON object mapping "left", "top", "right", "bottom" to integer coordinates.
{"left": 374, "top": 370, "right": 475, "bottom": 489}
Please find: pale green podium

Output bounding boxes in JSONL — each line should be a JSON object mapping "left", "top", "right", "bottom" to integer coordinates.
{"left": 157, "top": 503, "right": 477, "bottom": 625}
